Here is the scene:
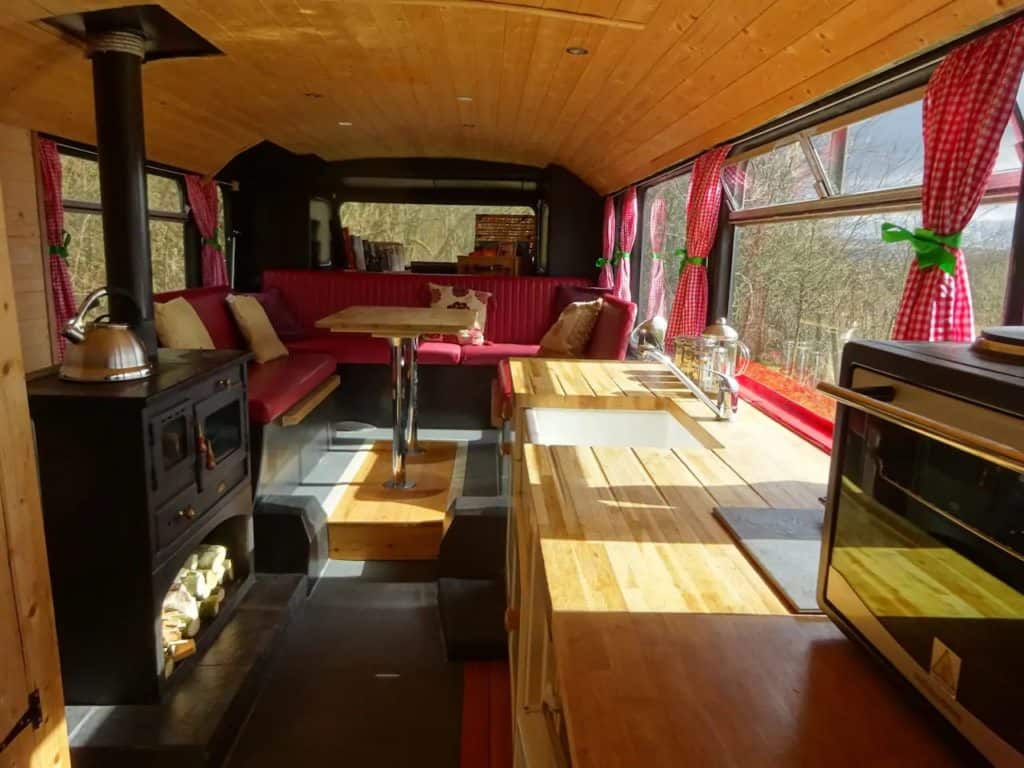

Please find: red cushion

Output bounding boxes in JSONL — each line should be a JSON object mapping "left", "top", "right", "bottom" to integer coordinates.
{"left": 287, "top": 333, "right": 390, "bottom": 364}
{"left": 461, "top": 343, "right": 540, "bottom": 367}
{"left": 261, "top": 270, "right": 589, "bottom": 345}
{"left": 286, "top": 334, "right": 462, "bottom": 365}
{"left": 246, "top": 352, "right": 336, "bottom": 425}
{"left": 154, "top": 287, "right": 244, "bottom": 350}
{"left": 585, "top": 295, "right": 636, "bottom": 360}
{"left": 418, "top": 340, "right": 462, "bottom": 365}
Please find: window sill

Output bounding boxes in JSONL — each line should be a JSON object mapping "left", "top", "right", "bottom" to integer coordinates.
{"left": 737, "top": 374, "right": 833, "bottom": 454}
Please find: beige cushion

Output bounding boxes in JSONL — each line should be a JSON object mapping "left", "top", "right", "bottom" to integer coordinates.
{"left": 539, "top": 299, "right": 603, "bottom": 358}
{"left": 226, "top": 294, "right": 289, "bottom": 363}
{"left": 427, "top": 283, "right": 492, "bottom": 345}
{"left": 154, "top": 297, "right": 215, "bottom": 350}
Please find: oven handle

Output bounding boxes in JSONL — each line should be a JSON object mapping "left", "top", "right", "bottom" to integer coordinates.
{"left": 818, "top": 382, "right": 1024, "bottom": 475}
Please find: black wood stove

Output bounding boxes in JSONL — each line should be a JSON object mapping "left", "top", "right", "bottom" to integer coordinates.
{"left": 28, "top": 349, "right": 255, "bottom": 704}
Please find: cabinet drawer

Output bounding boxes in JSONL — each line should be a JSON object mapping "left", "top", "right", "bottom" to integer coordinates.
{"left": 155, "top": 484, "right": 202, "bottom": 552}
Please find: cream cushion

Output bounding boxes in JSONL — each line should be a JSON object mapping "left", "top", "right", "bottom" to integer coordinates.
{"left": 539, "top": 299, "right": 603, "bottom": 357}
{"left": 154, "top": 297, "right": 215, "bottom": 350}
{"left": 226, "top": 294, "right": 289, "bottom": 363}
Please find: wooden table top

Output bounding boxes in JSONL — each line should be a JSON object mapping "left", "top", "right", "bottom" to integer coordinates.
{"left": 314, "top": 305, "right": 477, "bottom": 338}
{"left": 515, "top": 359, "right": 983, "bottom": 767}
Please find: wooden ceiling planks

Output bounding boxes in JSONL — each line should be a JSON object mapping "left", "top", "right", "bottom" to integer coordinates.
{"left": 0, "top": 0, "right": 1018, "bottom": 186}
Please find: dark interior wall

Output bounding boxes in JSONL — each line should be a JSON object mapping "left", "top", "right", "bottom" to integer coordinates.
{"left": 218, "top": 143, "right": 603, "bottom": 284}
{"left": 544, "top": 165, "right": 602, "bottom": 278}
{"left": 220, "top": 142, "right": 325, "bottom": 290}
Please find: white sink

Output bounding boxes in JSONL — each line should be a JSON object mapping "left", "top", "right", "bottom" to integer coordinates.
{"left": 525, "top": 408, "right": 702, "bottom": 449}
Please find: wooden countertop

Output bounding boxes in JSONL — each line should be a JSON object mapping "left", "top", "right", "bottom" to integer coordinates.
{"left": 513, "top": 358, "right": 983, "bottom": 768}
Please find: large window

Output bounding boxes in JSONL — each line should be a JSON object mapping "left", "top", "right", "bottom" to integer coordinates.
{"left": 639, "top": 172, "right": 691, "bottom": 318}
{"left": 722, "top": 91, "right": 1022, "bottom": 419}
{"left": 60, "top": 150, "right": 205, "bottom": 304}
{"left": 340, "top": 203, "right": 535, "bottom": 264}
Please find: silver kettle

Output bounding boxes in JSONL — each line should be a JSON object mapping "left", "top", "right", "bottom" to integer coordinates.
{"left": 60, "top": 287, "right": 153, "bottom": 382}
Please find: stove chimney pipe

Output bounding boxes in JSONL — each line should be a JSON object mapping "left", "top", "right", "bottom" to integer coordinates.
{"left": 88, "top": 30, "right": 157, "bottom": 359}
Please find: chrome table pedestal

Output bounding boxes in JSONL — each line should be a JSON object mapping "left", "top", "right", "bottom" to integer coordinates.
{"left": 385, "top": 336, "right": 424, "bottom": 490}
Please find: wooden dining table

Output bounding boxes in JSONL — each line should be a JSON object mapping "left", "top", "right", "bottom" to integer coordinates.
{"left": 315, "top": 306, "right": 477, "bottom": 489}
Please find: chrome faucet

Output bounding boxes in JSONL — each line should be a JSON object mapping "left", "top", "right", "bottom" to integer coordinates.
{"left": 633, "top": 322, "right": 738, "bottom": 421}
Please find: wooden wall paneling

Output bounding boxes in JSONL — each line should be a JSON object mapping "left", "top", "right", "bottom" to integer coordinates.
{"left": 552, "top": 0, "right": 712, "bottom": 167}
{"left": 0, "top": 0, "right": 1017, "bottom": 190}
{"left": 582, "top": 0, "right": 854, "bottom": 174}
{"left": 0, "top": 125, "right": 52, "bottom": 372}
{"left": 604, "top": 0, "right": 1011, "bottom": 187}
{"left": 0, "top": 180, "right": 72, "bottom": 768}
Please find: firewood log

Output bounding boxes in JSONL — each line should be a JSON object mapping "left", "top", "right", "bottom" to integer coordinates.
{"left": 223, "top": 558, "right": 234, "bottom": 582}
{"left": 197, "top": 544, "right": 227, "bottom": 571}
{"left": 169, "top": 639, "right": 196, "bottom": 662}
{"left": 163, "top": 583, "right": 199, "bottom": 619}
{"left": 163, "top": 654, "right": 175, "bottom": 678}
{"left": 163, "top": 610, "right": 201, "bottom": 638}
{"left": 199, "top": 587, "right": 226, "bottom": 620}
{"left": 181, "top": 570, "right": 212, "bottom": 600}
{"left": 184, "top": 553, "right": 199, "bottom": 571}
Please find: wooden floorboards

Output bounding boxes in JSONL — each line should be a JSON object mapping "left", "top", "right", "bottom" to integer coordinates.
{"left": 328, "top": 440, "right": 464, "bottom": 560}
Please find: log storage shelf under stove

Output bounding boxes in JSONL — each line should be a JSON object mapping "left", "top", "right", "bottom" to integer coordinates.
{"left": 27, "top": 349, "right": 256, "bottom": 705}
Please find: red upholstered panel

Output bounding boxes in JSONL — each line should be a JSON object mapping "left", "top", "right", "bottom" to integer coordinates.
{"left": 286, "top": 334, "right": 462, "bottom": 365}
{"left": 154, "top": 286, "right": 245, "bottom": 350}
{"left": 246, "top": 352, "right": 336, "bottom": 424}
{"left": 461, "top": 343, "right": 540, "bottom": 366}
{"left": 261, "top": 270, "right": 589, "bottom": 345}
{"left": 585, "top": 295, "right": 636, "bottom": 360}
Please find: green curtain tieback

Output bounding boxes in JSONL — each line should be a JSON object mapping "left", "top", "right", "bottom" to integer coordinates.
{"left": 202, "top": 227, "right": 224, "bottom": 253}
{"left": 880, "top": 223, "right": 961, "bottom": 275}
{"left": 673, "top": 247, "right": 705, "bottom": 270}
{"left": 48, "top": 231, "right": 70, "bottom": 260}
{"left": 596, "top": 249, "right": 630, "bottom": 268}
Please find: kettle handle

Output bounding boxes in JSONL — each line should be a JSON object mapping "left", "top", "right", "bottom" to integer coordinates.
{"left": 735, "top": 340, "right": 751, "bottom": 377}
{"left": 62, "top": 287, "right": 142, "bottom": 344}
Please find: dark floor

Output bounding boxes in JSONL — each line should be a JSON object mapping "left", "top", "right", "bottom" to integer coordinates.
{"left": 225, "top": 432, "right": 502, "bottom": 768}
{"left": 225, "top": 560, "right": 463, "bottom": 768}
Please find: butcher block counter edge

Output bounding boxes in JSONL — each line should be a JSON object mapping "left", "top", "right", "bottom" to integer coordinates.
{"left": 509, "top": 358, "right": 983, "bottom": 768}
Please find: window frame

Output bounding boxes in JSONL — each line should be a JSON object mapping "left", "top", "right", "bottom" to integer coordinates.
{"left": 55, "top": 142, "right": 233, "bottom": 291}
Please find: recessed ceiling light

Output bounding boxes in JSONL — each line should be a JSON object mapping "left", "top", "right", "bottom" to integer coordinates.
{"left": 456, "top": 95, "right": 473, "bottom": 102}
{"left": 338, "top": 121, "right": 353, "bottom": 127}
{"left": 566, "top": 46, "right": 589, "bottom": 56}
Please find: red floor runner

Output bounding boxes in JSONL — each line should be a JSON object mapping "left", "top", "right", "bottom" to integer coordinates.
{"left": 460, "top": 661, "right": 512, "bottom": 768}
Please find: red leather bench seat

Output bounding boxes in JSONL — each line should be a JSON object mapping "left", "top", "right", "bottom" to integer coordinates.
{"left": 246, "top": 353, "right": 337, "bottom": 424}
{"left": 261, "top": 270, "right": 591, "bottom": 365}
{"left": 154, "top": 286, "right": 337, "bottom": 425}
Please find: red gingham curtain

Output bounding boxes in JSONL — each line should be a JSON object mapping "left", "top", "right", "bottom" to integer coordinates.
{"left": 185, "top": 175, "right": 229, "bottom": 287}
{"left": 891, "top": 18, "right": 1024, "bottom": 341}
{"left": 38, "top": 138, "right": 77, "bottom": 360}
{"left": 613, "top": 186, "right": 637, "bottom": 301}
{"left": 597, "top": 196, "right": 615, "bottom": 289}
{"left": 647, "top": 196, "right": 668, "bottom": 318}
{"left": 666, "top": 144, "right": 731, "bottom": 340}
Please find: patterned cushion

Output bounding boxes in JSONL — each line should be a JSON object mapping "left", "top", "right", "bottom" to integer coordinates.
{"left": 427, "top": 282, "right": 492, "bottom": 345}
{"left": 539, "top": 299, "right": 603, "bottom": 357}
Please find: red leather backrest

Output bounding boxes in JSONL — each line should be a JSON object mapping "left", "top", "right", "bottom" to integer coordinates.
{"left": 153, "top": 286, "right": 244, "bottom": 350}
{"left": 261, "top": 270, "right": 590, "bottom": 344}
{"left": 585, "top": 294, "right": 637, "bottom": 360}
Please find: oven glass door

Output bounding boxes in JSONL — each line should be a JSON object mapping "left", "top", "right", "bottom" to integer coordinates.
{"left": 828, "top": 405, "right": 1024, "bottom": 754}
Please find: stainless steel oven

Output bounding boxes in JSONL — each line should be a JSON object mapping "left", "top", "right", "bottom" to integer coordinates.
{"left": 820, "top": 340, "right": 1024, "bottom": 767}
